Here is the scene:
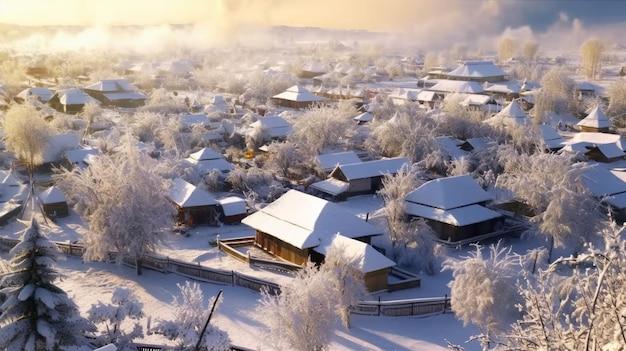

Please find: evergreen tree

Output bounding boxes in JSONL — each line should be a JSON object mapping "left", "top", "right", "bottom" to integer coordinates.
{"left": 0, "top": 219, "right": 95, "bottom": 351}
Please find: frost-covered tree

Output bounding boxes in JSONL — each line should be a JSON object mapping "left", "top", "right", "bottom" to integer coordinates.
{"left": 87, "top": 287, "right": 144, "bottom": 351}
{"left": 257, "top": 248, "right": 367, "bottom": 350}
{"left": 606, "top": 78, "right": 626, "bottom": 123}
{"left": 1, "top": 104, "right": 52, "bottom": 178}
{"left": 289, "top": 103, "right": 354, "bottom": 154}
{"left": 522, "top": 40, "right": 539, "bottom": 62}
{"left": 151, "top": 281, "right": 230, "bottom": 351}
{"left": 581, "top": 38, "right": 605, "bottom": 80}
{"left": 538, "top": 66, "right": 577, "bottom": 114}
{"left": 497, "top": 37, "right": 519, "bottom": 62}
{"left": 496, "top": 150, "right": 604, "bottom": 259}
{"left": 0, "top": 219, "right": 95, "bottom": 350}
{"left": 54, "top": 143, "right": 175, "bottom": 275}
{"left": 442, "top": 241, "right": 522, "bottom": 338}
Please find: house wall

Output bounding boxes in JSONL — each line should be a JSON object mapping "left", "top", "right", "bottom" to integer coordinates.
{"left": 254, "top": 231, "right": 308, "bottom": 265}
{"left": 423, "top": 217, "right": 505, "bottom": 243}
{"left": 348, "top": 178, "right": 372, "bottom": 194}
{"left": 176, "top": 205, "right": 219, "bottom": 226}
{"left": 272, "top": 98, "right": 315, "bottom": 110}
{"left": 365, "top": 268, "right": 390, "bottom": 292}
{"left": 579, "top": 125, "right": 610, "bottom": 133}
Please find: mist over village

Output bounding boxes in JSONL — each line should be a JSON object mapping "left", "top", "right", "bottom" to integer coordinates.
{"left": 1, "top": 1, "right": 626, "bottom": 350}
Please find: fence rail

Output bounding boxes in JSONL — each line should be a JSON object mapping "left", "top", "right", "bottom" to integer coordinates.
{"left": 1, "top": 235, "right": 451, "bottom": 318}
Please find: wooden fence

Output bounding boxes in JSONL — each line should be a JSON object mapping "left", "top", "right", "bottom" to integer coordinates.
{"left": 0, "top": 235, "right": 451, "bottom": 317}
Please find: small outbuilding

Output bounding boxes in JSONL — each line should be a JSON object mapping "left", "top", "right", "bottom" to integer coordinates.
{"left": 38, "top": 186, "right": 69, "bottom": 217}
{"left": 47, "top": 88, "right": 100, "bottom": 114}
{"left": 576, "top": 106, "right": 611, "bottom": 133}
{"left": 167, "top": 178, "right": 220, "bottom": 226}
{"left": 272, "top": 84, "right": 324, "bottom": 109}
{"left": 217, "top": 196, "right": 248, "bottom": 225}
{"left": 83, "top": 79, "right": 147, "bottom": 108}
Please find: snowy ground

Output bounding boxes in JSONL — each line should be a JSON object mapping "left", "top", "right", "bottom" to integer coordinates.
{"left": 0, "top": 193, "right": 489, "bottom": 350}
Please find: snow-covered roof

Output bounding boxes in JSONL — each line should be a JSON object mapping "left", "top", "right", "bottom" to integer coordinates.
{"left": 582, "top": 165, "right": 626, "bottom": 197}
{"left": 43, "top": 133, "right": 80, "bottom": 163}
{"left": 496, "top": 100, "right": 526, "bottom": 119}
{"left": 84, "top": 79, "right": 138, "bottom": 92}
{"left": 405, "top": 174, "right": 492, "bottom": 210}
{"left": 189, "top": 159, "right": 235, "bottom": 173}
{"left": 157, "top": 61, "right": 193, "bottom": 75}
{"left": 39, "top": 186, "right": 67, "bottom": 204}
{"left": 465, "top": 138, "right": 489, "bottom": 150}
{"left": 167, "top": 178, "right": 218, "bottom": 207}
{"left": 484, "top": 100, "right": 531, "bottom": 127}
{"left": 189, "top": 148, "right": 223, "bottom": 161}
{"left": 566, "top": 132, "right": 626, "bottom": 150}
{"left": 102, "top": 92, "right": 147, "bottom": 101}
{"left": 249, "top": 115, "right": 293, "bottom": 138}
{"left": 313, "top": 234, "right": 396, "bottom": 273}
{"left": 388, "top": 88, "right": 420, "bottom": 101}
{"left": 301, "top": 61, "right": 330, "bottom": 73}
{"left": 353, "top": 112, "right": 374, "bottom": 122}
{"left": 52, "top": 88, "right": 100, "bottom": 105}
{"left": 309, "top": 178, "right": 350, "bottom": 196}
{"left": 460, "top": 94, "right": 493, "bottom": 106}
{"left": 404, "top": 202, "right": 503, "bottom": 226}
{"left": 428, "top": 80, "right": 485, "bottom": 94}
{"left": 65, "top": 148, "right": 98, "bottom": 165}
{"left": 217, "top": 196, "right": 247, "bottom": 216}
{"left": 316, "top": 151, "right": 362, "bottom": 171}
{"left": 2, "top": 171, "right": 22, "bottom": 186}
{"left": 416, "top": 90, "right": 437, "bottom": 102}
{"left": 446, "top": 61, "right": 508, "bottom": 79}
{"left": 334, "top": 157, "right": 409, "bottom": 181}
{"left": 16, "top": 87, "right": 54, "bottom": 103}
{"left": 483, "top": 81, "right": 522, "bottom": 94}
{"left": 435, "top": 136, "right": 467, "bottom": 160}
{"left": 576, "top": 106, "right": 611, "bottom": 129}
{"left": 604, "top": 191, "right": 626, "bottom": 210}
{"left": 241, "top": 190, "right": 382, "bottom": 250}
{"left": 272, "top": 85, "right": 324, "bottom": 102}
{"left": 538, "top": 125, "right": 565, "bottom": 149}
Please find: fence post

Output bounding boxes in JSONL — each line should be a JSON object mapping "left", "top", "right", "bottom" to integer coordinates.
{"left": 232, "top": 270, "right": 235, "bottom": 286}
{"left": 443, "top": 294, "right": 448, "bottom": 314}
{"left": 378, "top": 296, "right": 381, "bottom": 316}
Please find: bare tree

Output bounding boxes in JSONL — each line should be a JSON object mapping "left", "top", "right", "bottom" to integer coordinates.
{"left": 581, "top": 38, "right": 605, "bottom": 80}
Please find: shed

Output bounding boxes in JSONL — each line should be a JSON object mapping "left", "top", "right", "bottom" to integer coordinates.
{"left": 314, "top": 234, "right": 396, "bottom": 292}
{"left": 38, "top": 186, "right": 68, "bottom": 217}
{"left": 217, "top": 196, "right": 248, "bottom": 225}
{"left": 166, "top": 178, "right": 220, "bottom": 226}
{"left": 272, "top": 84, "right": 324, "bottom": 109}
{"left": 404, "top": 174, "right": 504, "bottom": 243}
{"left": 241, "top": 189, "right": 382, "bottom": 266}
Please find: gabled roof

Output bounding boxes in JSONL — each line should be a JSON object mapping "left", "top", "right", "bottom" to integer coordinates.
{"left": 272, "top": 85, "right": 324, "bottom": 102}
{"left": 189, "top": 159, "right": 235, "bottom": 173}
{"left": 404, "top": 202, "right": 502, "bottom": 226}
{"left": 538, "top": 125, "right": 565, "bottom": 149}
{"left": 39, "top": 186, "right": 67, "bottom": 204}
{"left": 566, "top": 132, "right": 626, "bottom": 150}
{"left": 405, "top": 174, "right": 492, "bottom": 210}
{"left": 309, "top": 178, "right": 350, "bottom": 196}
{"left": 436, "top": 136, "right": 467, "bottom": 160}
{"left": 446, "top": 61, "right": 508, "bottom": 79}
{"left": 576, "top": 106, "right": 611, "bottom": 129}
{"left": 313, "top": 234, "right": 395, "bottom": 273}
{"left": 43, "top": 133, "right": 80, "bottom": 163}
{"left": 484, "top": 100, "right": 531, "bottom": 127}
{"left": 581, "top": 165, "right": 626, "bottom": 197}
{"left": 16, "top": 87, "right": 54, "bottom": 103}
{"left": 189, "top": 148, "right": 223, "bottom": 161}
{"left": 167, "top": 178, "right": 218, "bottom": 207}
{"left": 84, "top": 79, "right": 138, "bottom": 92}
{"left": 316, "top": 151, "right": 362, "bottom": 171}
{"left": 496, "top": 100, "right": 526, "bottom": 119}
{"left": 2, "top": 171, "right": 21, "bottom": 186}
{"left": 241, "top": 190, "right": 381, "bottom": 250}
{"left": 333, "top": 157, "right": 409, "bottom": 181}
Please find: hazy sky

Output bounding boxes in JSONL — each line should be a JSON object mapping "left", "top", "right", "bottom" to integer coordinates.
{"left": 1, "top": 0, "right": 625, "bottom": 32}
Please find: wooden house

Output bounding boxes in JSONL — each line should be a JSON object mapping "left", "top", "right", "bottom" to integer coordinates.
{"left": 314, "top": 234, "right": 396, "bottom": 292}
{"left": 38, "top": 186, "right": 68, "bottom": 217}
{"left": 241, "top": 190, "right": 382, "bottom": 266}
{"left": 483, "top": 100, "right": 531, "bottom": 127}
{"left": 576, "top": 106, "right": 611, "bottom": 133}
{"left": 272, "top": 84, "right": 324, "bottom": 109}
{"left": 315, "top": 151, "right": 362, "bottom": 174}
{"left": 560, "top": 132, "right": 626, "bottom": 163}
{"left": 47, "top": 88, "right": 100, "bottom": 114}
{"left": 310, "top": 157, "right": 409, "bottom": 200}
{"left": 83, "top": 79, "right": 147, "bottom": 108}
{"left": 185, "top": 147, "right": 234, "bottom": 175}
{"left": 167, "top": 178, "right": 220, "bottom": 226}
{"left": 445, "top": 61, "right": 509, "bottom": 83}
{"left": 404, "top": 175, "right": 504, "bottom": 243}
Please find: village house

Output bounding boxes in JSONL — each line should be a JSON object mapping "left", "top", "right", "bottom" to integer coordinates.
{"left": 404, "top": 174, "right": 505, "bottom": 243}
{"left": 241, "top": 190, "right": 393, "bottom": 291}
{"left": 83, "top": 79, "right": 148, "bottom": 108}
{"left": 576, "top": 105, "right": 612, "bottom": 133}
{"left": 315, "top": 151, "right": 362, "bottom": 174}
{"left": 560, "top": 132, "right": 626, "bottom": 163}
{"left": 185, "top": 147, "right": 235, "bottom": 175}
{"left": 310, "top": 157, "right": 409, "bottom": 200}
{"left": 167, "top": 178, "right": 220, "bottom": 226}
{"left": 47, "top": 88, "right": 100, "bottom": 114}
{"left": 38, "top": 186, "right": 69, "bottom": 218}
{"left": 271, "top": 84, "right": 325, "bottom": 109}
